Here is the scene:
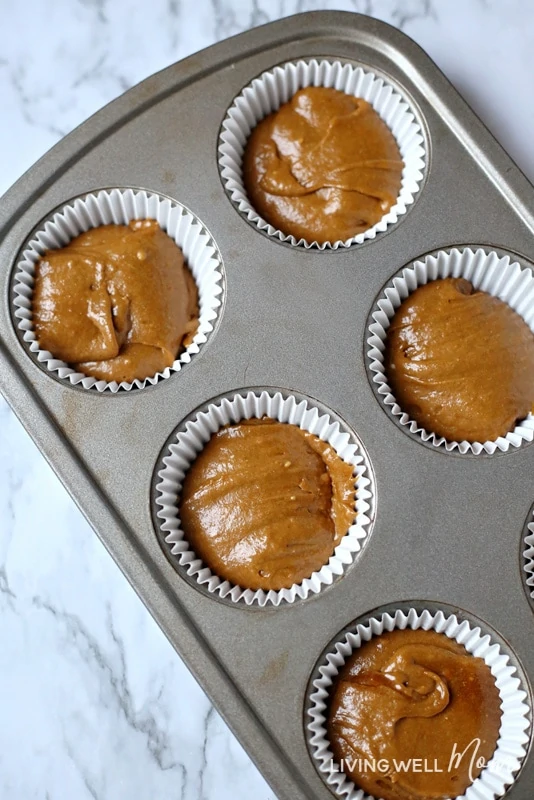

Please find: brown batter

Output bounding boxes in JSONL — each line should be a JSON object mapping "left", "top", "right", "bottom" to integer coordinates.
{"left": 33, "top": 219, "right": 199, "bottom": 383}
{"left": 243, "top": 86, "right": 403, "bottom": 244}
{"left": 385, "top": 277, "right": 534, "bottom": 442}
{"left": 328, "top": 628, "right": 501, "bottom": 800}
{"left": 179, "top": 418, "right": 356, "bottom": 591}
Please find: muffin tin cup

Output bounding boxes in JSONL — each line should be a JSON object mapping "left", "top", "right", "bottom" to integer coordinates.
{"left": 153, "top": 389, "right": 375, "bottom": 607}
{"left": 367, "top": 247, "right": 534, "bottom": 455}
{"left": 523, "top": 508, "right": 534, "bottom": 607}
{"left": 218, "top": 58, "right": 426, "bottom": 249}
{"left": 306, "top": 607, "right": 531, "bottom": 800}
{"left": 11, "top": 188, "right": 224, "bottom": 392}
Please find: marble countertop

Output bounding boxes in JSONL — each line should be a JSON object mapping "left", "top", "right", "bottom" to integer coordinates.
{"left": 1, "top": 1, "right": 533, "bottom": 798}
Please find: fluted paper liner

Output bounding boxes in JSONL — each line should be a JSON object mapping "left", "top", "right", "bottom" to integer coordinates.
{"left": 12, "top": 188, "right": 224, "bottom": 392}
{"left": 307, "top": 607, "right": 531, "bottom": 800}
{"left": 523, "top": 507, "right": 534, "bottom": 605}
{"left": 154, "top": 390, "right": 375, "bottom": 606}
{"left": 367, "top": 248, "right": 534, "bottom": 454}
{"left": 218, "top": 59, "right": 426, "bottom": 249}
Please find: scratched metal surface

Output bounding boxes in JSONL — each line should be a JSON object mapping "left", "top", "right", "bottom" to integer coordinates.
{"left": 0, "top": 12, "right": 533, "bottom": 799}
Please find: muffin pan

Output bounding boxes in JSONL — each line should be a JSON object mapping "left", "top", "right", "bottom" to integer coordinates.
{"left": 1, "top": 11, "right": 534, "bottom": 800}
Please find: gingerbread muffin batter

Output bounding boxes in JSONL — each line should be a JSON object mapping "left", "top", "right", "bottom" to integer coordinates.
{"left": 179, "top": 419, "right": 356, "bottom": 591}
{"left": 328, "top": 628, "right": 502, "bottom": 800}
{"left": 243, "top": 86, "right": 403, "bottom": 244}
{"left": 385, "top": 277, "right": 534, "bottom": 442}
{"left": 33, "top": 219, "right": 199, "bottom": 383}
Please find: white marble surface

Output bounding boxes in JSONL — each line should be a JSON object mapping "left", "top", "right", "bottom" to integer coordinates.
{"left": 1, "top": 1, "right": 534, "bottom": 798}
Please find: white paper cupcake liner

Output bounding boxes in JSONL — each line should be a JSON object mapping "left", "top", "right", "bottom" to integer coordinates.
{"left": 218, "top": 59, "right": 426, "bottom": 250}
{"left": 11, "top": 188, "right": 224, "bottom": 392}
{"left": 367, "top": 247, "right": 534, "bottom": 455}
{"left": 154, "top": 389, "right": 375, "bottom": 607}
{"left": 307, "top": 607, "right": 531, "bottom": 800}
{"left": 523, "top": 506, "right": 534, "bottom": 606}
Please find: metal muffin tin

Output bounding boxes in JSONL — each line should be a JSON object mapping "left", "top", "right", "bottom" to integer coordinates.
{"left": 1, "top": 11, "right": 534, "bottom": 799}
